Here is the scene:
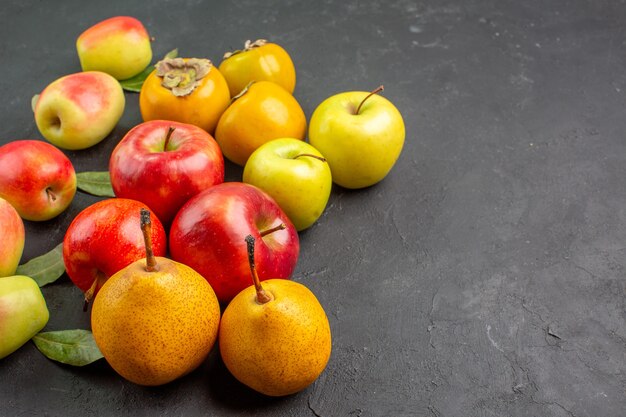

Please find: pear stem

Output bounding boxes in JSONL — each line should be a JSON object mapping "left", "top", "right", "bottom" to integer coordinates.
{"left": 259, "top": 223, "right": 286, "bottom": 237}
{"left": 355, "top": 85, "right": 384, "bottom": 115}
{"left": 163, "top": 127, "right": 175, "bottom": 151}
{"left": 245, "top": 235, "right": 272, "bottom": 304}
{"left": 82, "top": 278, "right": 99, "bottom": 312}
{"left": 140, "top": 208, "right": 158, "bottom": 272}
{"left": 294, "top": 153, "right": 326, "bottom": 162}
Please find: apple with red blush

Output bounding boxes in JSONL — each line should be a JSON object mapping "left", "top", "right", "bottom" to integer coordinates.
{"left": 33, "top": 71, "right": 125, "bottom": 150}
{"left": 63, "top": 198, "right": 166, "bottom": 307}
{"left": 109, "top": 120, "right": 224, "bottom": 226}
{"left": 0, "top": 197, "right": 25, "bottom": 277}
{"left": 0, "top": 140, "right": 76, "bottom": 221}
{"left": 169, "top": 182, "right": 299, "bottom": 303}
{"left": 76, "top": 16, "right": 152, "bottom": 81}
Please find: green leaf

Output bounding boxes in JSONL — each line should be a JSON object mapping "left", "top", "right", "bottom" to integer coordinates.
{"left": 31, "top": 94, "right": 40, "bottom": 112}
{"left": 119, "top": 48, "right": 179, "bottom": 92}
{"left": 33, "top": 330, "right": 103, "bottom": 366}
{"left": 16, "top": 243, "right": 65, "bottom": 287}
{"left": 164, "top": 48, "right": 179, "bottom": 59}
{"left": 76, "top": 171, "right": 115, "bottom": 197}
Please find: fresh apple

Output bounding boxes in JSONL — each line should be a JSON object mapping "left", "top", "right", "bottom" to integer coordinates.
{"left": 76, "top": 16, "right": 152, "bottom": 81}
{"left": 309, "top": 86, "right": 405, "bottom": 189}
{"left": 63, "top": 198, "right": 166, "bottom": 306}
{"left": 0, "top": 275, "right": 49, "bottom": 359}
{"left": 109, "top": 120, "right": 224, "bottom": 226}
{"left": 33, "top": 71, "right": 125, "bottom": 150}
{"left": 243, "top": 138, "right": 332, "bottom": 231}
{"left": 0, "top": 198, "right": 25, "bottom": 277}
{"left": 169, "top": 182, "right": 299, "bottom": 303}
{"left": 0, "top": 140, "right": 76, "bottom": 221}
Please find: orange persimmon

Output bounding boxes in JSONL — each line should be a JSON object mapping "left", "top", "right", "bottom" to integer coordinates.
{"left": 214, "top": 81, "right": 306, "bottom": 166}
{"left": 139, "top": 57, "right": 230, "bottom": 134}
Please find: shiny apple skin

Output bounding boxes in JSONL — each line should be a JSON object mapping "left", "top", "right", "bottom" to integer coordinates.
{"left": 169, "top": 182, "right": 299, "bottom": 303}
{"left": 109, "top": 120, "right": 224, "bottom": 226}
{"left": 63, "top": 198, "right": 167, "bottom": 298}
{"left": 0, "top": 140, "right": 76, "bottom": 221}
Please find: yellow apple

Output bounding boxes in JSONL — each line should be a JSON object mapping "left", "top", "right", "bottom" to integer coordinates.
{"left": 243, "top": 138, "right": 332, "bottom": 231}
{"left": 309, "top": 87, "right": 405, "bottom": 189}
{"left": 0, "top": 275, "right": 49, "bottom": 359}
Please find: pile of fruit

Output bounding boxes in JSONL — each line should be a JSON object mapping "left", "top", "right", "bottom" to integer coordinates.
{"left": 0, "top": 16, "right": 405, "bottom": 396}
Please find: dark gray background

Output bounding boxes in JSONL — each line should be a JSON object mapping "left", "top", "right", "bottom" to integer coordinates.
{"left": 1, "top": 0, "right": 625, "bottom": 416}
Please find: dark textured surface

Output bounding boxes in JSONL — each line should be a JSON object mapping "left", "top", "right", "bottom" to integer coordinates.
{"left": 1, "top": 0, "right": 625, "bottom": 416}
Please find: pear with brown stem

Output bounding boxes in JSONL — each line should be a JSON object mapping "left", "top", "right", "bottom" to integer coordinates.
{"left": 91, "top": 208, "right": 220, "bottom": 386}
{"left": 218, "top": 234, "right": 332, "bottom": 396}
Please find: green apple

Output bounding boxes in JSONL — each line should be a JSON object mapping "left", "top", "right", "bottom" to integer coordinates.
{"left": 33, "top": 71, "right": 125, "bottom": 150}
{"left": 0, "top": 198, "right": 24, "bottom": 277}
{"left": 308, "top": 86, "right": 405, "bottom": 189}
{"left": 243, "top": 138, "right": 332, "bottom": 231}
{"left": 76, "top": 16, "right": 152, "bottom": 81}
{"left": 0, "top": 275, "right": 49, "bottom": 359}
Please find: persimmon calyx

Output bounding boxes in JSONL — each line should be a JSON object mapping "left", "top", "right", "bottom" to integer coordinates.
{"left": 155, "top": 58, "right": 212, "bottom": 97}
{"left": 223, "top": 39, "right": 268, "bottom": 59}
{"left": 230, "top": 81, "right": 255, "bottom": 104}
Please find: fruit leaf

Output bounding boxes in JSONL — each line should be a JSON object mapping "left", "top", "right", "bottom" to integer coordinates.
{"left": 16, "top": 243, "right": 65, "bottom": 287}
{"left": 33, "top": 330, "right": 103, "bottom": 367}
{"left": 31, "top": 94, "right": 39, "bottom": 112}
{"left": 76, "top": 171, "right": 115, "bottom": 197}
{"left": 119, "top": 48, "right": 179, "bottom": 92}
{"left": 164, "top": 48, "right": 179, "bottom": 59}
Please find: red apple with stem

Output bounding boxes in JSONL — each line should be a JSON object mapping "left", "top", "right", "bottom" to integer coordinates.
{"left": 0, "top": 140, "right": 76, "bottom": 221}
{"left": 169, "top": 182, "right": 299, "bottom": 303}
{"left": 63, "top": 198, "right": 166, "bottom": 308}
{"left": 109, "top": 120, "right": 224, "bottom": 226}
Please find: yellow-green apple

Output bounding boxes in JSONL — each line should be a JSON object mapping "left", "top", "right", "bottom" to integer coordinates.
{"left": 63, "top": 198, "right": 166, "bottom": 306}
{"left": 309, "top": 86, "right": 405, "bottom": 189}
{"left": 0, "top": 198, "right": 25, "bottom": 277}
{"left": 76, "top": 16, "right": 152, "bottom": 80}
{"left": 0, "top": 140, "right": 76, "bottom": 221}
{"left": 0, "top": 275, "right": 49, "bottom": 359}
{"left": 33, "top": 71, "right": 125, "bottom": 150}
{"left": 243, "top": 138, "right": 332, "bottom": 231}
{"left": 109, "top": 120, "right": 224, "bottom": 226}
{"left": 169, "top": 182, "right": 299, "bottom": 303}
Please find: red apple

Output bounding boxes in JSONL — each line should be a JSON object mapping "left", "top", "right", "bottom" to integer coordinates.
{"left": 169, "top": 182, "right": 299, "bottom": 303}
{"left": 63, "top": 198, "right": 166, "bottom": 305}
{"left": 0, "top": 140, "right": 76, "bottom": 221}
{"left": 0, "top": 197, "right": 25, "bottom": 277}
{"left": 109, "top": 120, "right": 224, "bottom": 226}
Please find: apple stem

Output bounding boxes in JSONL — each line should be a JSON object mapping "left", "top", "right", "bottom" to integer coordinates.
{"left": 45, "top": 187, "right": 57, "bottom": 203}
{"left": 163, "top": 127, "right": 175, "bottom": 151}
{"left": 294, "top": 153, "right": 326, "bottom": 162}
{"left": 355, "top": 85, "right": 384, "bottom": 115}
{"left": 140, "top": 208, "right": 158, "bottom": 272}
{"left": 259, "top": 223, "right": 286, "bottom": 237}
{"left": 245, "top": 235, "right": 273, "bottom": 304}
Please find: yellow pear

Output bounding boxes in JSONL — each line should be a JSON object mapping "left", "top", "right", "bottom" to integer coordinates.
{"left": 91, "top": 209, "right": 220, "bottom": 386}
{"left": 219, "top": 235, "right": 332, "bottom": 396}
